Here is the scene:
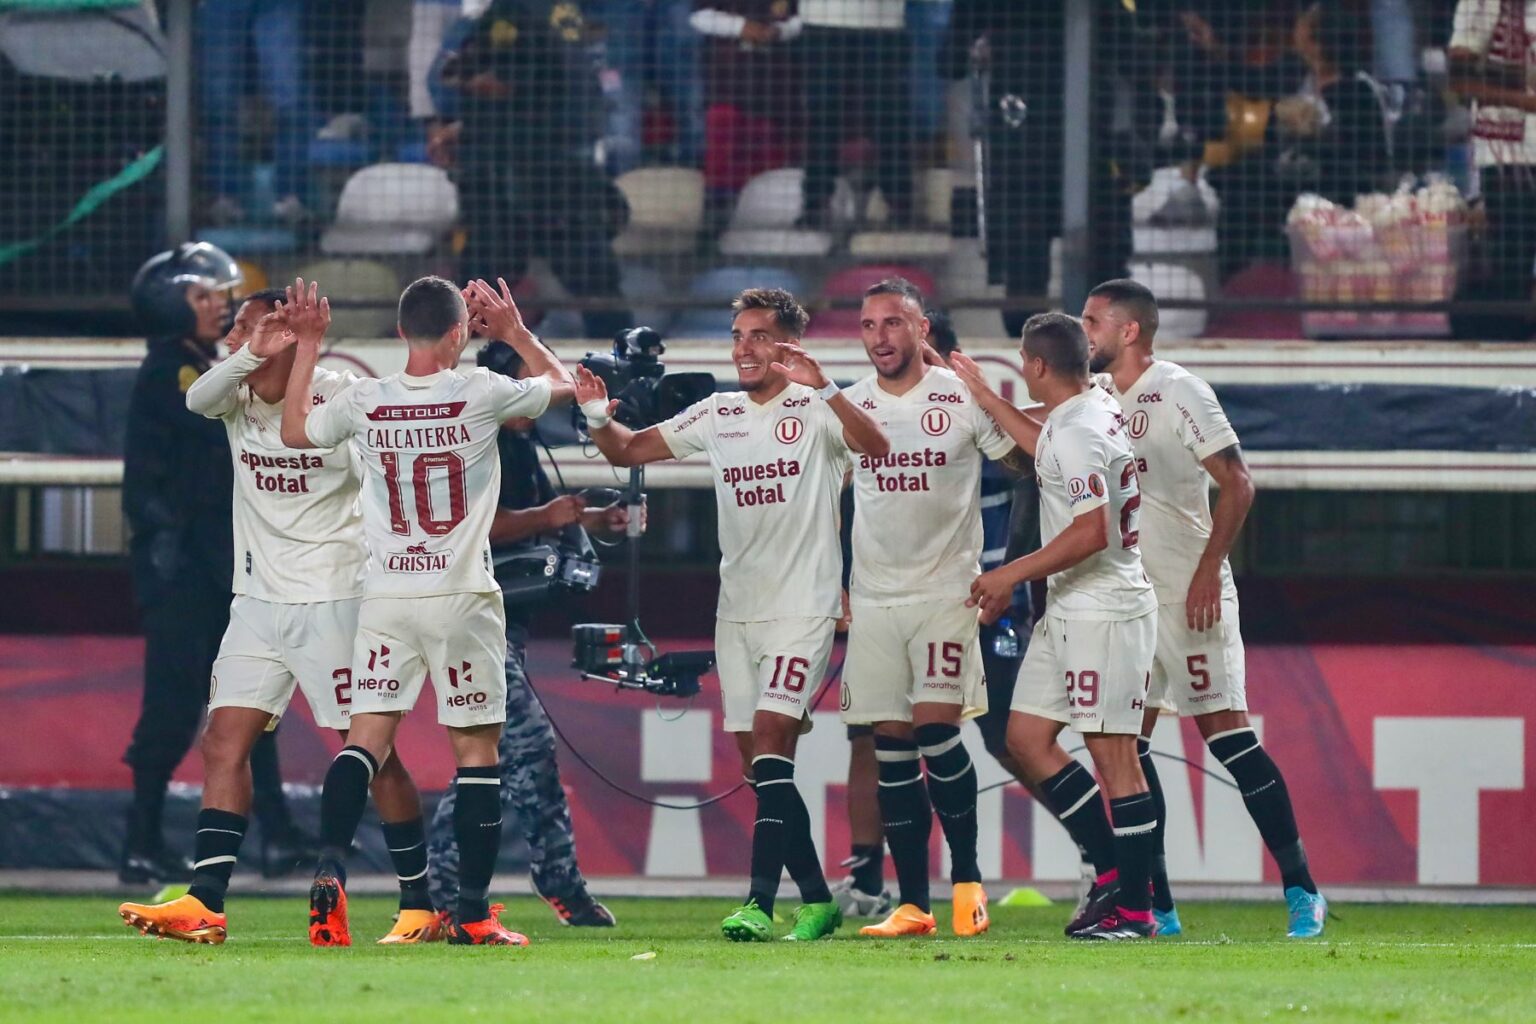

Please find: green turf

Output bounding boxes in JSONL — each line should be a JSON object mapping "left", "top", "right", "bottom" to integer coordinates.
{"left": 3, "top": 894, "right": 1535, "bottom": 1023}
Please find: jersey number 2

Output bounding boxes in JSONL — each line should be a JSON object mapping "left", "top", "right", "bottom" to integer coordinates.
{"left": 1118, "top": 463, "right": 1142, "bottom": 549}
{"left": 381, "top": 451, "right": 467, "bottom": 536}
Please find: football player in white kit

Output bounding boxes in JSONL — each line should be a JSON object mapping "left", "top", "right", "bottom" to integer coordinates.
{"left": 573, "top": 288, "right": 889, "bottom": 942}
{"left": 1082, "top": 279, "right": 1326, "bottom": 938}
{"left": 839, "top": 279, "right": 1027, "bottom": 939}
{"left": 280, "top": 276, "right": 574, "bottom": 947}
{"left": 957, "top": 313, "right": 1161, "bottom": 940}
{"left": 118, "top": 283, "right": 437, "bottom": 947}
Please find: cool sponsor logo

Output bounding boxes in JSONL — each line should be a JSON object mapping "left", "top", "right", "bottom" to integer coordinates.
{"left": 927, "top": 392, "right": 964, "bottom": 404}
{"left": 1138, "top": 392, "right": 1162, "bottom": 403}
{"left": 781, "top": 395, "right": 810, "bottom": 408}
{"left": 717, "top": 404, "right": 745, "bottom": 416}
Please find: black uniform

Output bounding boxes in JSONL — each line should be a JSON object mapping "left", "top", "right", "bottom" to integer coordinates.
{"left": 120, "top": 334, "right": 291, "bottom": 862}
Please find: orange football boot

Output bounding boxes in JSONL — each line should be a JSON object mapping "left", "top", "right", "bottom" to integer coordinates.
{"left": 449, "top": 904, "right": 530, "bottom": 946}
{"left": 119, "top": 893, "right": 227, "bottom": 945}
{"left": 309, "top": 873, "right": 351, "bottom": 947}
{"left": 952, "top": 882, "right": 990, "bottom": 936}
{"left": 859, "top": 903, "right": 938, "bottom": 937}
{"left": 377, "top": 909, "right": 448, "bottom": 945}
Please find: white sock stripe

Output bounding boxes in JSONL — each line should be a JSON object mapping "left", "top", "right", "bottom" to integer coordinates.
{"left": 1222, "top": 742, "right": 1262, "bottom": 766}
{"left": 878, "top": 776, "right": 924, "bottom": 788}
{"left": 457, "top": 775, "right": 501, "bottom": 785}
{"left": 1048, "top": 762, "right": 1088, "bottom": 792}
{"left": 755, "top": 778, "right": 794, "bottom": 787}
{"left": 1059, "top": 784, "right": 1101, "bottom": 819}
{"left": 387, "top": 843, "right": 425, "bottom": 853}
{"left": 927, "top": 763, "right": 975, "bottom": 783}
{"left": 193, "top": 855, "right": 238, "bottom": 869}
{"left": 752, "top": 753, "right": 794, "bottom": 766}
{"left": 875, "top": 749, "right": 920, "bottom": 762}
{"left": 338, "top": 747, "right": 376, "bottom": 780}
{"left": 1242, "top": 780, "right": 1277, "bottom": 799}
{"left": 396, "top": 868, "right": 429, "bottom": 882}
{"left": 197, "top": 827, "right": 244, "bottom": 836}
{"left": 1206, "top": 726, "right": 1258, "bottom": 745}
{"left": 918, "top": 735, "right": 963, "bottom": 758}
{"left": 1112, "top": 821, "right": 1158, "bottom": 837}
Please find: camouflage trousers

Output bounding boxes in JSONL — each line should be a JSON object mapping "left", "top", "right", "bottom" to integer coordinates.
{"left": 427, "top": 636, "right": 588, "bottom": 910}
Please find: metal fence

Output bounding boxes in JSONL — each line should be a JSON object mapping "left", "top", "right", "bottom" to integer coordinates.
{"left": 1, "top": 0, "right": 1532, "bottom": 340}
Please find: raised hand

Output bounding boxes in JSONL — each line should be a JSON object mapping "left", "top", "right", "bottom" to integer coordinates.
{"left": 919, "top": 340, "right": 949, "bottom": 368}
{"left": 769, "top": 342, "right": 830, "bottom": 389}
{"left": 948, "top": 351, "right": 990, "bottom": 394}
{"left": 464, "top": 277, "right": 529, "bottom": 342}
{"left": 573, "top": 364, "right": 618, "bottom": 417}
{"left": 283, "top": 277, "right": 331, "bottom": 350}
{"left": 246, "top": 308, "right": 296, "bottom": 358}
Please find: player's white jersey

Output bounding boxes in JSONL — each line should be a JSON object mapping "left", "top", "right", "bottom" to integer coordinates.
{"left": 1103, "top": 360, "right": 1240, "bottom": 605}
{"left": 189, "top": 346, "right": 366, "bottom": 603}
{"left": 305, "top": 367, "right": 552, "bottom": 598}
{"left": 659, "top": 383, "right": 849, "bottom": 622}
{"left": 843, "top": 366, "right": 1014, "bottom": 606}
{"left": 1035, "top": 386, "right": 1156, "bottom": 620}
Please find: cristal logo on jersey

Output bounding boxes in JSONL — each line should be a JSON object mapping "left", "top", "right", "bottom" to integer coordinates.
{"left": 1128, "top": 409, "right": 1149, "bottom": 439}
{"left": 920, "top": 408, "right": 951, "bottom": 437}
{"left": 774, "top": 416, "right": 803, "bottom": 445}
{"left": 364, "top": 402, "right": 467, "bottom": 421}
{"left": 386, "top": 543, "right": 455, "bottom": 573}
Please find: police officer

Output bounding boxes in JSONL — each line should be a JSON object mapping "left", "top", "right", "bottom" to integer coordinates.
{"left": 426, "top": 338, "right": 631, "bottom": 927}
{"left": 120, "top": 243, "right": 314, "bottom": 884}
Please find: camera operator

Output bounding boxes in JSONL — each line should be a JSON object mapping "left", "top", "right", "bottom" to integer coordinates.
{"left": 425, "top": 338, "right": 635, "bottom": 928}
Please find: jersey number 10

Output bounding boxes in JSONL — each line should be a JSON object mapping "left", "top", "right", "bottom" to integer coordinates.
{"left": 381, "top": 451, "right": 468, "bottom": 536}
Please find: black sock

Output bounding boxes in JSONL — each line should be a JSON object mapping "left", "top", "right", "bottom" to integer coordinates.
{"left": 1108, "top": 792, "right": 1158, "bottom": 915}
{"left": 848, "top": 843, "right": 885, "bottom": 894}
{"left": 1039, "top": 762, "right": 1116, "bottom": 876}
{"left": 127, "top": 768, "right": 170, "bottom": 852}
{"left": 916, "top": 723, "right": 980, "bottom": 885}
{"left": 1138, "top": 736, "right": 1174, "bottom": 912}
{"left": 746, "top": 755, "right": 799, "bottom": 916}
{"left": 187, "top": 808, "right": 247, "bottom": 913}
{"left": 1208, "top": 728, "right": 1317, "bottom": 894}
{"left": 381, "top": 817, "right": 433, "bottom": 912}
{"left": 317, "top": 746, "right": 378, "bottom": 882}
{"left": 453, "top": 766, "right": 502, "bottom": 924}
{"left": 874, "top": 735, "right": 932, "bottom": 913}
{"left": 782, "top": 784, "right": 833, "bottom": 906}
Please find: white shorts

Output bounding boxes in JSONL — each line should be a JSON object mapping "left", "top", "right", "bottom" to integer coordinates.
{"left": 1149, "top": 597, "right": 1247, "bottom": 716}
{"left": 349, "top": 593, "right": 508, "bottom": 728}
{"left": 1010, "top": 611, "right": 1156, "bottom": 735}
{"left": 714, "top": 616, "right": 837, "bottom": 733}
{"left": 842, "top": 599, "right": 987, "bottom": 724}
{"left": 210, "top": 595, "right": 360, "bottom": 730}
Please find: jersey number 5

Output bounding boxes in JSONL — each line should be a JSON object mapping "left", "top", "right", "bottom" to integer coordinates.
{"left": 381, "top": 451, "right": 467, "bottom": 536}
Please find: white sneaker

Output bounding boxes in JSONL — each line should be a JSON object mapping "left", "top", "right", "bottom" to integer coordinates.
{"left": 830, "top": 877, "right": 892, "bottom": 919}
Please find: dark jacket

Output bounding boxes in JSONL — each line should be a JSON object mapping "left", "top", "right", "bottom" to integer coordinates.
{"left": 122, "top": 335, "right": 233, "bottom": 606}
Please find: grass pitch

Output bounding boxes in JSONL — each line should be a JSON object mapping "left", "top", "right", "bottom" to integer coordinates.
{"left": 4, "top": 894, "right": 1535, "bottom": 1023}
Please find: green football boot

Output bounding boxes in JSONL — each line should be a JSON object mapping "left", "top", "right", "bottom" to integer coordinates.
{"left": 721, "top": 899, "right": 774, "bottom": 942}
{"left": 781, "top": 901, "right": 843, "bottom": 941}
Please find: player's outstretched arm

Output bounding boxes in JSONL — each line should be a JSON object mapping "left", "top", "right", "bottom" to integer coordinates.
{"left": 465, "top": 277, "right": 576, "bottom": 405}
{"left": 277, "top": 279, "right": 332, "bottom": 450}
{"left": 1186, "top": 442, "right": 1255, "bottom": 632}
{"left": 770, "top": 342, "right": 889, "bottom": 457}
{"left": 967, "top": 506, "right": 1110, "bottom": 623}
{"left": 574, "top": 365, "right": 675, "bottom": 466}
{"left": 949, "top": 351, "right": 1044, "bottom": 458}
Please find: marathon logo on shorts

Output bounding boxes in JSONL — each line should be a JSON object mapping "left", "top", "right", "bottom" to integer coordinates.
{"left": 365, "top": 402, "right": 467, "bottom": 421}
{"left": 385, "top": 542, "right": 455, "bottom": 573}
{"left": 722, "top": 458, "right": 801, "bottom": 507}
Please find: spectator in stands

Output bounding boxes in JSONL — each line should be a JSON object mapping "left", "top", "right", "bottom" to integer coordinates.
{"left": 601, "top": 1, "right": 706, "bottom": 173}
{"left": 908, "top": 0, "right": 953, "bottom": 166}
{"left": 691, "top": 0, "right": 803, "bottom": 232}
{"left": 798, "top": 0, "right": 912, "bottom": 229}
{"left": 1448, "top": 0, "right": 1536, "bottom": 339}
{"left": 199, "top": 0, "right": 316, "bottom": 225}
{"left": 439, "top": 0, "right": 634, "bottom": 339}
{"left": 1288, "top": 2, "right": 1393, "bottom": 204}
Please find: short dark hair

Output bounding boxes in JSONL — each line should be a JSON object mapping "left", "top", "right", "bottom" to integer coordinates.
{"left": 731, "top": 287, "right": 809, "bottom": 337}
{"left": 864, "top": 276, "right": 925, "bottom": 309}
{"left": 925, "top": 308, "right": 958, "bottom": 356}
{"left": 241, "top": 288, "right": 286, "bottom": 307}
{"left": 1087, "top": 278, "right": 1159, "bottom": 342}
{"left": 397, "top": 276, "right": 465, "bottom": 342}
{"left": 1021, "top": 312, "right": 1089, "bottom": 378}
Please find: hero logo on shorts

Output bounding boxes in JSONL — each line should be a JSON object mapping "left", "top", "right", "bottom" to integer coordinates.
{"left": 920, "top": 408, "right": 951, "bottom": 437}
{"left": 1128, "top": 409, "right": 1149, "bottom": 439}
{"left": 775, "top": 416, "right": 803, "bottom": 445}
{"left": 444, "top": 661, "right": 488, "bottom": 707}
{"left": 386, "top": 542, "right": 455, "bottom": 573}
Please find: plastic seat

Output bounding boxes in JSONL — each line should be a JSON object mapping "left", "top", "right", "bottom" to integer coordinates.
{"left": 319, "top": 163, "right": 459, "bottom": 256}
{"left": 716, "top": 167, "right": 851, "bottom": 258}
{"left": 611, "top": 166, "right": 705, "bottom": 257}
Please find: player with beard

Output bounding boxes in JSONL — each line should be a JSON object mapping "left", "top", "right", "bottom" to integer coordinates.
{"left": 1081, "top": 279, "right": 1326, "bottom": 938}
{"left": 118, "top": 282, "right": 439, "bottom": 945}
{"left": 838, "top": 278, "right": 1029, "bottom": 938}
{"left": 574, "top": 288, "right": 889, "bottom": 942}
